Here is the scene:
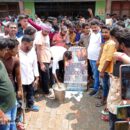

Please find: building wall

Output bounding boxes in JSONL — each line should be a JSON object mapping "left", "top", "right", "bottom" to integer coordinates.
{"left": 0, "top": 2, "right": 19, "bottom": 18}
{"left": 25, "top": 1, "right": 106, "bottom": 19}
{"left": 111, "top": 1, "right": 130, "bottom": 16}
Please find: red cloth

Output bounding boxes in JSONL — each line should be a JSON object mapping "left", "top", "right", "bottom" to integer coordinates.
{"left": 28, "top": 19, "right": 42, "bottom": 31}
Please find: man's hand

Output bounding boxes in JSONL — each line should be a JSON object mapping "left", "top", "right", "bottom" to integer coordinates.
{"left": 0, "top": 110, "right": 9, "bottom": 125}
{"left": 122, "top": 100, "right": 130, "bottom": 105}
{"left": 88, "top": 8, "right": 93, "bottom": 16}
{"left": 17, "top": 90, "right": 23, "bottom": 99}
{"left": 40, "top": 63, "right": 46, "bottom": 72}
{"left": 96, "top": 60, "right": 100, "bottom": 67}
{"left": 33, "top": 79, "right": 39, "bottom": 90}
{"left": 57, "top": 81, "right": 61, "bottom": 88}
{"left": 100, "top": 72, "right": 104, "bottom": 78}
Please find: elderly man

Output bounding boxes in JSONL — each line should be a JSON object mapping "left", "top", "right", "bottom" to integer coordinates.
{"left": 34, "top": 24, "right": 52, "bottom": 98}
{"left": 5, "top": 22, "right": 18, "bottom": 38}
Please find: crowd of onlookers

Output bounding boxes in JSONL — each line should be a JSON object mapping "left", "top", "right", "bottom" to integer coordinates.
{"left": 0, "top": 11, "right": 130, "bottom": 130}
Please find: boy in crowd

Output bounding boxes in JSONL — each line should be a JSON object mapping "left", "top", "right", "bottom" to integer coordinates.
{"left": 79, "top": 23, "right": 90, "bottom": 48}
{"left": 79, "top": 23, "right": 93, "bottom": 88}
{"left": 3, "top": 38, "right": 23, "bottom": 98}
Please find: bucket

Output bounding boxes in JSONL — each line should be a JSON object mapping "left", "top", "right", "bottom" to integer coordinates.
{"left": 52, "top": 83, "right": 66, "bottom": 103}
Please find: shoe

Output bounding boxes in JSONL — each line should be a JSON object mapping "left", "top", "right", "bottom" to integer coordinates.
{"left": 29, "top": 105, "right": 39, "bottom": 112}
{"left": 89, "top": 90, "right": 98, "bottom": 96}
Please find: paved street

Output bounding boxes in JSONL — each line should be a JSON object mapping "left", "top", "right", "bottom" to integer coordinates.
{"left": 25, "top": 90, "right": 109, "bottom": 130}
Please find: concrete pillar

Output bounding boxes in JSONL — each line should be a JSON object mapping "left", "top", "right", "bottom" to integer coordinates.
{"left": 106, "top": 0, "right": 112, "bottom": 14}
{"left": 19, "top": 0, "right": 24, "bottom": 14}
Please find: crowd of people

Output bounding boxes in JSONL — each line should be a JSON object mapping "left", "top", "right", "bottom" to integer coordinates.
{"left": 0, "top": 10, "right": 130, "bottom": 130}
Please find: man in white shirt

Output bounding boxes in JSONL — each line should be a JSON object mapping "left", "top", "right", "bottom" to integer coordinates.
{"left": 50, "top": 45, "right": 67, "bottom": 84}
{"left": 19, "top": 35, "right": 39, "bottom": 111}
{"left": 87, "top": 20, "right": 102, "bottom": 96}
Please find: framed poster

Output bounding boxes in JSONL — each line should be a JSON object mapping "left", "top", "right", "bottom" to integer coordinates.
{"left": 64, "top": 46, "right": 87, "bottom": 85}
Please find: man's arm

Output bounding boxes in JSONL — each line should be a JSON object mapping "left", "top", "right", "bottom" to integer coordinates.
{"left": 15, "top": 58, "right": 23, "bottom": 98}
{"left": 113, "top": 52, "right": 130, "bottom": 64}
{"left": 96, "top": 44, "right": 104, "bottom": 67}
{"left": 33, "top": 50, "right": 40, "bottom": 89}
{"left": 52, "top": 61, "right": 61, "bottom": 88}
{"left": 100, "top": 43, "right": 116, "bottom": 78}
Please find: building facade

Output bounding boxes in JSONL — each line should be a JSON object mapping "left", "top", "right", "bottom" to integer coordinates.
{"left": 0, "top": 0, "right": 129, "bottom": 20}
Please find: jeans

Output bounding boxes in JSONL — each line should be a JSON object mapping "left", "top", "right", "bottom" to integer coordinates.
{"left": 0, "top": 103, "right": 17, "bottom": 130}
{"left": 102, "top": 72, "right": 110, "bottom": 97}
{"left": 109, "top": 112, "right": 123, "bottom": 130}
{"left": 89, "top": 60, "right": 100, "bottom": 91}
{"left": 40, "top": 63, "right": 50, "bottom": 94}
{"left": 23, "top": 84, "right": 34, "bottom": 108}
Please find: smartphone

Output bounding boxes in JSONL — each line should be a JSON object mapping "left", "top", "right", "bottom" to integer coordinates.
{"left": 120, "top": 64, "right": 130, "bottom": 99}
{"left": 115, "top": 121, "right": 129, "bottom": 130}
{"left": 117, "top": 105, "right": 130, "bottom": 119}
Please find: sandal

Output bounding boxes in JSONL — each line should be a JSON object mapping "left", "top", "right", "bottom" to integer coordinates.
{"left": 17, "top": 122, "right": 25, "bottom": 130}
{"left": 101, "top": 114, "right": 109, "bottom": 122}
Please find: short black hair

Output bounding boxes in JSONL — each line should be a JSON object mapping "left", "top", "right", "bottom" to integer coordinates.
{"left": 0, "top": 37, "right": 8, "bottom": 50}
{"left": 120, "top": 28, "right": 130, "bottom": 48}
{"left": 6, "top": 38, "right": 19, "bottom": 49}
{"left": 102, "top": 25, "right": 111, "bottom": 31}
{"left": 18, "top": 14, "right": 28, "bottom": 21}
{"left": 22, "top": 35, "right": 33, "bottom": 43}
{"left": 53, "top": 25, "right": 59, "bottom": 32}
{"left": 90, "top": 20, "right": 100, "bottom": 26}
{"left": 82, "top": 23, "right": 90, "bottom": 29}
{"left": 110, "top": 26, "right": 124, "bottom": 43}
{"left": 64, "top": 51, "right": 72, "bottom": 60}
{"left": 116, "top": 21, "right": 125, "bottom": 28}
{"left": 24, "top": 26, "right": 36, "bottom": 36}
